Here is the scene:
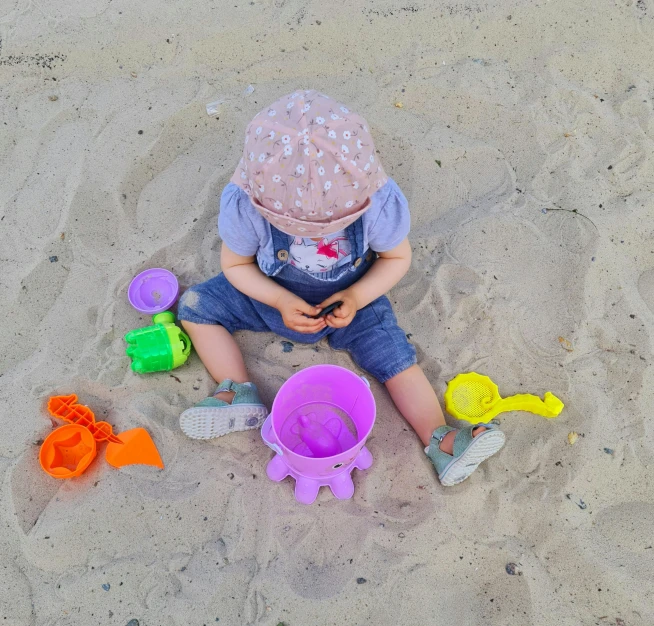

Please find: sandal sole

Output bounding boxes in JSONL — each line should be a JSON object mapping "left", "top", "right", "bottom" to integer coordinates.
{"left": 439, "top": 429, "right": 506, "bottom": 487}
{"left": 180, "top": 404, "right": 268, "bottom": 440}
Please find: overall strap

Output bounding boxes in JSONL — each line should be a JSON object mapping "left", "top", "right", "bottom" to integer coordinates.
{"left": 345, "top": 217, "right": 365, "bottom": 265}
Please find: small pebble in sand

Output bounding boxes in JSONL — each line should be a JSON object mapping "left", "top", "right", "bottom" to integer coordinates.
{"left": 49, "top": 95, "right": 58, "bottom": 101}
{"left": 131, "top": 71, "right": 137, "bottom": 78}
{"left": 357, "top": 577, "right": 367, "bottom": 584}
{"left": 281, "top": 341, "right": 294, "bottom": 353}
{"left": 49, "top": 256, "right": 58, "bottom": 263}
{"left": 603, "top": 447, "right": 614, "bottom": 455}
{"left": 567, "top": 432, "right": 579, "bottom": 445}
{"left": 126, "top": 620, "right": 139, "bottom": 626}
{"left": 102, "top": 583, "right": 110, "bottom": 591}
{"left": 505, "top": 563, "right": 521, "bottom": 576}
{"left": 398, "top": 532, "right": 405, "bottom": 538}
{"left": 394, "top": 101, "right": 403, "bottom": 108}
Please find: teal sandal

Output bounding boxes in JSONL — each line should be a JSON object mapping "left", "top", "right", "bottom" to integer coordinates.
{"left": 180, "top": 380, "right": 268, "bottom": 440}
{"left": 426, "top": 423, "right": 505, "bottom": 486}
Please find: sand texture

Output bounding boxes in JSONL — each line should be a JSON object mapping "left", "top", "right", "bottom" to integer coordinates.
{"left": 2, "top": 0, "right": 654, "bottom": 624}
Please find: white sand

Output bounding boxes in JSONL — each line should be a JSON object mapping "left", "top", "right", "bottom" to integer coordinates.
{"left": 2, "top": 0, "right": 654, "bottom": 624}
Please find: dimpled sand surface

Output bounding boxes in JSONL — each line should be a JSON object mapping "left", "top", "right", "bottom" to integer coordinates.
{"left": 1, "top": 0, "right": 654, "bottom": 624}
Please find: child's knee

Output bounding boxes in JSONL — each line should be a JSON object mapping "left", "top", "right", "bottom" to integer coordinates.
{"left": 179, "top": 288, "right": 200, "bottom": 312}
{"left": 177, "top": 287, "right": 213, "bottom": 324}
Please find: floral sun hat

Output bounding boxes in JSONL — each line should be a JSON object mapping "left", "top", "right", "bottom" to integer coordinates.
{"left": 230, "top": 90, "right": 387, "bottom": 237}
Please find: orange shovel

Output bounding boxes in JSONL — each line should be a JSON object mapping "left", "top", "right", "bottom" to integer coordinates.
{"left": 40, "top": 394, "right": 164, "bottom": 479}
{"left": 105, "top": 427, "right": 164, "bottom": 469}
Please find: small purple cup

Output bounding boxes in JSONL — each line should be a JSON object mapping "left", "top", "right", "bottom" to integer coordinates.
{"left": 128, "top": 268, "right": 179, "bottom": 315}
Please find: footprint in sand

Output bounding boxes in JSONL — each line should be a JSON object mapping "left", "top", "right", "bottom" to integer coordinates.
{"left": 587, "top": 502, "right": 654, "bottom": 581}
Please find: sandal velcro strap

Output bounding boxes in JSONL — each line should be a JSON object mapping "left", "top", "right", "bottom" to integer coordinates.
{"left": 214, "top": 379, "right": 235, "bottom": 394}
{"left": 431, "top": 424, "right": 456, "bottom": 443}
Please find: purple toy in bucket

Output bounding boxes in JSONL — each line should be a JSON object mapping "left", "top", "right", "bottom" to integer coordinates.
{"left": 128, "top": 268, "right": 179, "bottom": 315}
{"left": 261, "top": 364, "right": 375, "bottom": 504}
{"left": 292, "top": 413, "right": 343, "bottom": 457}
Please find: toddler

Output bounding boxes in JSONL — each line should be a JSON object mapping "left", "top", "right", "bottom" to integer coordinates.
{"left": 177, "top": 90, "right": 504, "bottom": 485}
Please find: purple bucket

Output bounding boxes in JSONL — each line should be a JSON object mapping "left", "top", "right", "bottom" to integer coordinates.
{"left": 128, "top": 268, "right": 179, "bottom": 315}
{"left": 261, "top": 365, "right": 375, "bottom": 504}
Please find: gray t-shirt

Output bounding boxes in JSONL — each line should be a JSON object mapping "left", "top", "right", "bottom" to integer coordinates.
{"left": 218, "top": 178, "right": 410, "bottom": 278}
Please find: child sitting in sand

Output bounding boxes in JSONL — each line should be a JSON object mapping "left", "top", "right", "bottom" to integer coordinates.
{"left": 177, "top": 90, "right": 505, "bottom": 486}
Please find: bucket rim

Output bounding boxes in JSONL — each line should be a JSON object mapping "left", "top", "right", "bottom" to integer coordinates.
{"left": 269, "top": 364, "right": 376, "bottom": 460}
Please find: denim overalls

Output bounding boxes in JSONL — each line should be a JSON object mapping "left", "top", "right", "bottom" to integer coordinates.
{"left": 177, "top": 219, "right": 416, "bottom": 383}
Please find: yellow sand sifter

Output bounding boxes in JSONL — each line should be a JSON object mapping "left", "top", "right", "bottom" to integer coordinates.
{"left": 444, "top": 372, "right": 564, "bottom": 424}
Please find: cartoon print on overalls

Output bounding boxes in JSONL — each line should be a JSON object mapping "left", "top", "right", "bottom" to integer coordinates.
{"left": 269, "top": 217, "right": 365, "bottom": 280}
{"left": 289, "top": 235, "right": 350, "bottom": 273}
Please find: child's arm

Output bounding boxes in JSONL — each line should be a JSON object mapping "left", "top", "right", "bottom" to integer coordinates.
{"left": 221, "top": 245, "right": 327, "bottom": 334}
{"left": 321, "top": 238, "right": 412, "bottom": 329}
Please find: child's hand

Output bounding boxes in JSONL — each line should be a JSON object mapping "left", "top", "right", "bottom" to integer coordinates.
{"left": 275, "top": 292, "right": 326, "bottom": 334}
{"left": 319, "top": 290, "right": 359, "bottom": 329}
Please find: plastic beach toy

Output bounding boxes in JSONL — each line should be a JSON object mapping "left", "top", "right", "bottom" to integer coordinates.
{"left": 444, "top": 372, "right": 564, "bottom": 425}
{"left": 128, "top": 268, "right": 179, "bottom": 315}
{"left": 125, "top": 311, "right": 191, "bottom": 373}
{"left": 261, "top": 364, "right": 375, "bottom": 505}
{"left": 39, "top": 394, "right": 164, "bottom": 479}
{"left": 291, "top": 412, "right": 343, "bottom": 457}
{"left": 40, "top": 424, "right": 98, "bottom": 478}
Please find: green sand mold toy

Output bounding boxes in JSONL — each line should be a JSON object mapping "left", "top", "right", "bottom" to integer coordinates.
{"left": 125, "top": 311, "right": 192, "bottom": 373}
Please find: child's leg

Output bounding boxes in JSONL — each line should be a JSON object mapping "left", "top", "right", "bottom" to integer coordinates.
{"left": 384, "top": 364, "right": 485, "bottom": 452}
{"left": 329, "top": 296, "right": 503, "bottom": 484}
{"left": 328, "top": 298, "right": 446, "bottom": 444}
{"left": 384, "top": 364, "right": 442, "bottom": 446}
{"left": 181, "top": 321, "right": 248, "bottom": 403}
{"left": 176, "top": 276, "right": 272, "bottom": 438}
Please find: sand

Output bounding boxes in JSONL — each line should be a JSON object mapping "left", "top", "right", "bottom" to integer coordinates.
{"left": 2, "top": 0, "right": 654, "bottom": 624}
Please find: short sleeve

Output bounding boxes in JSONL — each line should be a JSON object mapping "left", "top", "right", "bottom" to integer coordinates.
{"left": 218, "top": 184, "right": 260, "bottom": 257}
{"left": 365, "top": 178, "right": 410, "bottom": 252}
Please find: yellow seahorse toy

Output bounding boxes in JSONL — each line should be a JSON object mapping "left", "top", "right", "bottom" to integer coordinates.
{"left": 444, "top": 372, "right": 564, "bottom": 424}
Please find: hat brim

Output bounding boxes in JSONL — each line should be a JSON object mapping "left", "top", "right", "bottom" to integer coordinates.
{"left": 250, "top": 197, "right": 371, "bottom": 238}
